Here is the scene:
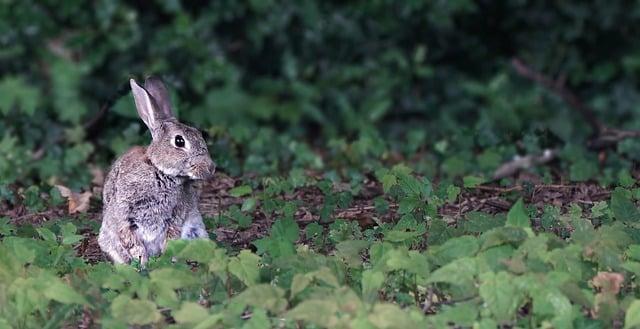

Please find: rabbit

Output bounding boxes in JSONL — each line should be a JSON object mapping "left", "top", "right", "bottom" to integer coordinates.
{"left": 98, "top": 76, "right": 215, "bottom": 265}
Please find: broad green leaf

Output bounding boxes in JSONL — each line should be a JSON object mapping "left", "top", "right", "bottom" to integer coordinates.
{"left": 432, "top": 235, "right": 479, "bottom": 265}
{"left": 229, "top": 250, "right": 260, "bottom": 286}
{"left": 291, "top": 274, "right": 312, "bottom": 298}
{"left": 271, "top": 218, "right": 299, "bottom": 242}
{"left": 463, "top": 175, "right": 485, "bottom": 188}
{"left": 625, "top": 300, "right": 640, "bottom": 329}
{"left": 478, "top": 271, "right": 523, "bottom": 323}
{"left": 335, "top": 240, "right": 370, "bottom": 267}
{"left": 242, "top": 308, "right": 270, "bottom": 329}
{"left": 381, "top": 174, "right": 397, "bottom": 193}
{"left": 43, "top": 278, "right": 88, "bottom": 305}
{"left": 427, "top": 257, "right": 477, "bottom": 285}
{"left": 506, "top": 198, "right": 530, "bottom": 228}
{"left": 368, "top": 303, "right": 417, "bottom": 329}
{"left": 60, "top": 222, "right": 84, "bottom": 245}
{"left": 36, "top": 227, "right": 57, "bottom": 243}
{"left": 611, "top": 188, "right": 640, "bottom": 223}
{"left": 480, "top": 226, "right": 528, "bottom": 250}
{"left": 110, "top": 295, "right": 162, "bottom": 325}
{"left": 628, "top": 245, "right": 640, "bottom": 261}
{"left": 174, "top": 302, "right": 209, "bottom": 324}
{"left": 446, "top": 184, "right": 461, "bottom": 203}
{"left": 150, "top": 268, "right": 197, "bottom": 290}
{"left": 242, "top": 197, "right": 257, "bottom": 212}
{"left": 0, "top": 76, "right": 40, "bottom": 116}
{"left": 286, "top": 299, "right": 339, "bottom": 327}
{"left": 362, "top": 270, "right": 385, "bottom": 301}
{"left": 232, "top": 284, "right": 287, "bottom": 313}
{"left": 229, "top": 185, "right": 252, "bottom": 197}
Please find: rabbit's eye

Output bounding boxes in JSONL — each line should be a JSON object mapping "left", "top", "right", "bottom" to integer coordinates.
{"left": 174, "top": 135, "right": 185, "bottom": 148}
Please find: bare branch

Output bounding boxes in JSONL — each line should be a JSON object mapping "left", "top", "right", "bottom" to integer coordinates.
{"left": 511, "top": 58, "right": 603, "bottom": 133}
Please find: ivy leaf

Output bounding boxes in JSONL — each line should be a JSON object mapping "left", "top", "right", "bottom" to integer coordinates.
{"left": 506, "top": 198, "right": 530, "bottom": 228}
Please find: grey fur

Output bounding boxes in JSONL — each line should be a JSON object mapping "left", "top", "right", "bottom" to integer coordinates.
{"left": 98, "top": 77, "right": 215, "bottom": 265}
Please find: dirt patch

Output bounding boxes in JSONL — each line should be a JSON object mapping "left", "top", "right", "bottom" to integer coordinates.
{"left": 0, "top": 172, "right": 615, "bottom": 260}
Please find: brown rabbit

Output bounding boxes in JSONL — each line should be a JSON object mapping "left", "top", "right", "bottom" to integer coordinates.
{"left": 98, "top": 77, "right": 215, "bottom": 264}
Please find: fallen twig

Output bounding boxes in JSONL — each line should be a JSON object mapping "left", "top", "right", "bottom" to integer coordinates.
{"left": 492, "top": 148, "right": 557, "bottom": 180}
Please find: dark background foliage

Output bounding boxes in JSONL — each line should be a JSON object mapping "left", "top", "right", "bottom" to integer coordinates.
{"left": 2, "top": 0, "right": 640, "bottom": 185}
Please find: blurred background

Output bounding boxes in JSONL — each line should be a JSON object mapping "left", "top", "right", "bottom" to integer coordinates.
{"left": 2, "top": 0, "right": 640, "bottom": 189}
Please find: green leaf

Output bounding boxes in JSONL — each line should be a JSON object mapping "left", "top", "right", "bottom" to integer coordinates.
{"left": 241, "top": 197, "right": 257, "bottom": 212}
{"left": 463, "top": 175, "right": 485, "bottom": 188}
{"left": 611, "top": 188, "right": 640, "bottom": 223}
{"left": 367, "top": 303, "right": 417, "bottom": 328}
{"left": 381, "top": 174, "right": 397, "bottom": 193}
{"left": 271, "top": 217, "right": 299, "bottom": 242}
{"left": 36, "top": 227, "right": 57, "bottom": 243}
{"left": 60, "top": 222, "right": 84, "bottom": 245}
{"left": 290, "top": 274, "right": 312, "bottom": 298}
{"left": 228, "top": 250, "right": 260, "bottom": 286}
{"left": 432, "top": 235, "right": 479, "bottom": 265}
{"left": 625, "top": 300, "right": 640, "bottom": 329}
{"left": 43, "top": 278, "right": 88, "bottom": 305}
{"left": 619, "top": 169, "right": 636, "bottom": 188}
{"left": 232, "top": 284, "right": 287, "bottom": 313}
{"left": 242, "top": 308, "right": 270, "bottom": 329}
{"left": 150, "top": 268, "right": 197, "bottom": 290}
{"left": 479, "top": 271, "right": 523, "bottom": 323}
{"left": 0, "top": 76, "right": 40, "bottom": 116}
{"left": 174, "top": 302, "right": 209, "bottom": 324}
{"left": 335, "top": 240, "right": 370, "bottom": 267}
{"left": 286, "top": 299, "right": 339, "bottom": 327}
{"left": 362, "top": 270, "right": 385, "bottom": 301}
{"left": 110, "top": 295, "right": 161, "bottom": 325}
{"left": 446, "top": 185, "right": 461, "bottom": 203}
{"left": 427, "top": 257, "right": 477, "bottom": 285}
{"left": 506, "top": 198, "right": 530, "bottom": 228}
{"left": 230, "top": 185, "right": 252, "bottom": 197}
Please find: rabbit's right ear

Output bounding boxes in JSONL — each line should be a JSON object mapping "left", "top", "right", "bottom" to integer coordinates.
{"left": 130, "top": 79, "right": 170, "bottom": 138}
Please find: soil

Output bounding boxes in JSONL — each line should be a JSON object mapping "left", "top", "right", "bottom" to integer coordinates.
{"left": 0, "top": 171, "right": 614, "bottom": 263}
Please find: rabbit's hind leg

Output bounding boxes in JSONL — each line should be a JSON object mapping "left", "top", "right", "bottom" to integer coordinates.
{"left": 119, "top": 225, "right": 148, "bottom": 265}
{"left": 98, "top": 227, "right": 132, "bottom": 264}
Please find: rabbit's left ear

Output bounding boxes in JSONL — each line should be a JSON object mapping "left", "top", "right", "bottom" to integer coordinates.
{"left": 130, "top": 78, "right": 172, "bottom": 139}
{"left": 143, "top": 76, "right": 174, "bottom": 119}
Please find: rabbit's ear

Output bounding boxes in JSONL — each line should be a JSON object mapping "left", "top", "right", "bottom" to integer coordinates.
{"left": 130, "top": 78, "right": 170, "bottom": 137}
{"left": 143, "top": 76, "right": 174, "bottom": 119}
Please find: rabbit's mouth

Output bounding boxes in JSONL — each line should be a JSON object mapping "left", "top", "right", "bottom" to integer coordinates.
{"left": 186, "top": 161, "right": 216, "bottom": 180}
